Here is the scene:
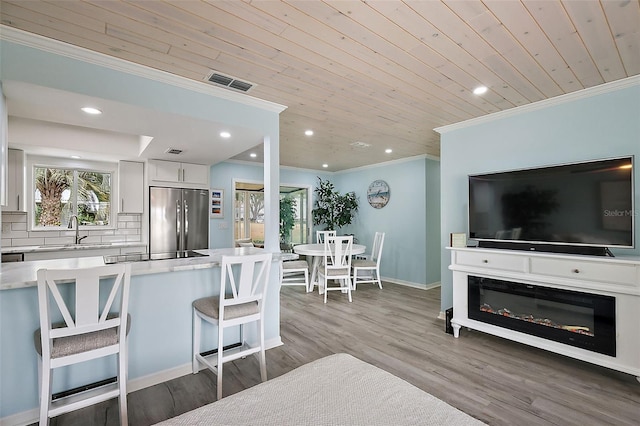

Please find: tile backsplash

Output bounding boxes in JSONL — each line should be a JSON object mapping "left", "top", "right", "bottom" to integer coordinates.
{"left": 1, "top": 212, "right": 143, "bottom": 247}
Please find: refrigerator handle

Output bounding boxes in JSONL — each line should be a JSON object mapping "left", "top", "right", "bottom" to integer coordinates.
{"left": 184, "top": 199, "right": 189, "bottom": 249}
{"left": 176, "top": 199, "right": 181, "bottom": 250}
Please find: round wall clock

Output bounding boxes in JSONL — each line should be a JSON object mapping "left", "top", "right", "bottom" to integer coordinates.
{"left": 367, "top": 180, "right": 390, "bottom": 209}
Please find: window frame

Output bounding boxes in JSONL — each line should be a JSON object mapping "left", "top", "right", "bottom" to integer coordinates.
{"left": 28, "top": 155, "right": 118, "bottom": 231}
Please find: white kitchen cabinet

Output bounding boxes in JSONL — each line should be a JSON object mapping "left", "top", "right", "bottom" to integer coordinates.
{"left": 118, "top": 160, "right": 144, "bottom": 213}
{"left": 2, "top": 148, "right": 26, "bottom": 212}
{"left": 148, "top": 159, "right": 208, "bottom": 187}
{"left": 180, "top": 162, "right": 209, "bottom": 184}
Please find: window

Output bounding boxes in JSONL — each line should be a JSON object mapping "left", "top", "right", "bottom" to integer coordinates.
{"left": 33, "top": 166, "right": 112, "bottom": 228}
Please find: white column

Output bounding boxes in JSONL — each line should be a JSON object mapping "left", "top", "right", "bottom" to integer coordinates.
{"left": 263, "top": 134, "right": 280, "bottom": 252}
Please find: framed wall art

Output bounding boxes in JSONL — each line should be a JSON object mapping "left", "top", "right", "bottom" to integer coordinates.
{"left": 210, "top": 189, "right": 224, "bottom": 218}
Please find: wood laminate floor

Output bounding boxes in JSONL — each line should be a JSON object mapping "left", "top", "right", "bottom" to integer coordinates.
{"left": 45, "top": 283, "right": 639, "bottom": 425}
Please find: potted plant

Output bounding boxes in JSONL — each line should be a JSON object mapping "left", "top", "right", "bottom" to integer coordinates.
{"left": 280, "top": 195, "right": 297, "bottom": 250}
{"left": 312, "top": 177, "right": 359, "bottom": 232}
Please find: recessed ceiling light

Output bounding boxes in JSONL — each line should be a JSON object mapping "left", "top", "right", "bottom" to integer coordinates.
{"left": 71, "top": 155, "right": 81, "bottom": 159}
{"left": 385, "top": 148, "right": 393, "bottom": 154}
{"left": 322, "top": 163, "right": 328, "bottom": 168}
{"left": 81, "top": 107, "right": 102, "bottom": 115}
{"left": 220, "top": 131, "right": 231, "bottom": 138}
{"left": 250, "top": 153, "right": 257, "bottom": 158}
{"left": 473, "top": 86, "right": 488, "bottom": 95}
{"left": 305, "top": 130, "right": 314, "bottom": 136}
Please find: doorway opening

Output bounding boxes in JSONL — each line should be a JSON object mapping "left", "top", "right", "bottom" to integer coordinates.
{"left": 233, "top": 181, "right": 311, "bottom": 247}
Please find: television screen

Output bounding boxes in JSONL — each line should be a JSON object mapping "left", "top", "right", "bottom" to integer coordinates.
{"left": 468, "top": 157, "right": 634, "bottom": 249}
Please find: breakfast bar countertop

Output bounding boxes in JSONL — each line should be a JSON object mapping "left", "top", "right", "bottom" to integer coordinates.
{"left": 0, "top": 247, "right": 297, "bottom": 291}
{"left": 1, "top": 242, "right": 147, "bottom": 254}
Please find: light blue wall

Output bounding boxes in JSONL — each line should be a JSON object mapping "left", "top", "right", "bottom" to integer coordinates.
{"left": 439, "top": 80, "right": 640, "bottom": 312}
{"left": 335, "top": 157, "right": 440, "bottom": 286}
{"left": 215, "top": 157, "right": 442, "bottom": 287}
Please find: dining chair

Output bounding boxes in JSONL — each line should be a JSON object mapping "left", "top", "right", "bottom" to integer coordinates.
{"left": 316, "top": 230, "right": 336, "bottom": 244}
{"left": 279, "top": 259, "right": 310, "bottom": 292}
{"left": 318, "top": 235, "right": 353, "bottom": 303}
{"left": 192, "top": 252, "right": 272, "bottom": 400}
{"left": 352, "top": 231, "right": 385, "bottom": 290}
{"left": 34, "top": 264, "right": 132, "bottom": 426}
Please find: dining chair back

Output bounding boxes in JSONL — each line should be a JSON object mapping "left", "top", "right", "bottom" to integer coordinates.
{"left": 35, "top": 264, "right": 131, "bottom": 425}
{"left": 192, "top": 253, "right": 272, "bottom": 400}
{"left": 316, "top": 230, "right": 336, "bottom": 244}
{"left": 353, "top": 231, "right": 385, "bottom": 290}
{"left": 280, "top": 259, "right": 310, "bottom": 292}
{"left": 318, "top": 235, "right": 353, "bottom": 303}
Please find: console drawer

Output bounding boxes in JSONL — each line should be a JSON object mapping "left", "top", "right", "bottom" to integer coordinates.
{"left": 530, "top": 257, "right": 638, "bottom": 286}
{"left": 455, "top": 251, "right": 525, "bottom": 272}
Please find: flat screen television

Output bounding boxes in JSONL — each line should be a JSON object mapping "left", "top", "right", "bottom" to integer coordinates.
{"left": 468, "top": 156, "right": 634, "bottom": 255}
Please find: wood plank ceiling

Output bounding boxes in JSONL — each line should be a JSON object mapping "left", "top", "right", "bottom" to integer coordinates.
{"left": 1, "top": 1, "right": 638, "bottom": 171}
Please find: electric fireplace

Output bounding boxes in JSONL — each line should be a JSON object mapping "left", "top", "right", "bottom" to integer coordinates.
{"left": 468, "top": 276, "right": 616, "bottom": 356}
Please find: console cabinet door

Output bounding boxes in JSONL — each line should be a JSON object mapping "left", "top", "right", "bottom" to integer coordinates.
{"left": 2, "top": 148, "right": 26, "bottom": 212}
{"left": 118, "top": 161, "right": 144, "bottom": 213}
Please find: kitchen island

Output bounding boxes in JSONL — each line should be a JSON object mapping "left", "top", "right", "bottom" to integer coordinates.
{"left": 0, "top": 247, "right": 295, "bottom": 424}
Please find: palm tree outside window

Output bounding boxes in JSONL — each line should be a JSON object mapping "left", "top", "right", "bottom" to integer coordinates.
{"left": 34, "top": 166, "right": 111, "bottom": 228}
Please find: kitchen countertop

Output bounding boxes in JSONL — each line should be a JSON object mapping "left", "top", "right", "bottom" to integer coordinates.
{"left": 0, "top": 247, "right": 297, "bottom": 290}
{"left": 1, "top": 242, "right": 147, "bottom": 254}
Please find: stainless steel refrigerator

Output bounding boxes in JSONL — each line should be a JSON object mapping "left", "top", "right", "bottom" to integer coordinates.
{"left": 149, "top": 187, "right": 209, "bottom": 254}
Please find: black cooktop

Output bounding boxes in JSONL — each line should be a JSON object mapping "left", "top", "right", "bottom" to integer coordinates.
{"left": 104, "top": 250, "right": 207, "bottom": 264}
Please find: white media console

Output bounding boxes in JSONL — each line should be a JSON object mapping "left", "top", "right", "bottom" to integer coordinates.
{"left": 448, "top": 247, "right": 640, "bottom": 381}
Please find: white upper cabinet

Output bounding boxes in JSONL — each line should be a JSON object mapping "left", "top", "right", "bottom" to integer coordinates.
{"left": 180, "top": 162, "right": 209, "bottom": 185}
{"left": 118, "top": 161, "right": 144, "bottom": 213}
{"left": 2, "top": 148, "right": 26, "bottom": 212}
{"left": 148, "top": 159, "right": 209, "bottom": 188}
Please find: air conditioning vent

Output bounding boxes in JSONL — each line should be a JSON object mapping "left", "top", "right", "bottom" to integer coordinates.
{"left": 165, "top": 148, "right": 183, "bottom": 155}
{"left": 229, "top": 80, "right": 253, "bottom": 92}
{"left": 205, "top": 70, "right": 255, "bottom": 93}
{"left": 208, "top": 73, "right": 234, "bottom": 86}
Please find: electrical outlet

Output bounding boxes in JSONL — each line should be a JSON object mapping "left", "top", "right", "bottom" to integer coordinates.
{"left": 218, "top": 222, "right": 229, "bottom": 230}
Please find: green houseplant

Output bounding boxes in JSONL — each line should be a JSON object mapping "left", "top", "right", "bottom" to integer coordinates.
{"left": 279, "top": 195, "right": 297, "bottom": 247}
{"left": 312, "top": 177, "right": 359, "bottom": 231}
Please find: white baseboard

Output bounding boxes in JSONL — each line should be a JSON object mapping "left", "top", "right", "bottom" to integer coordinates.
{"left": 382, "top": 277, "right": 441, "bottom": 291}
{"left": 437, "top": 311, "right": 446, "bottom": 321}
{"left": 0, "top": 409, "right": 37, "bottom": 426}
{"left": 0, "top": 337, "right": 284, "bottom": 426}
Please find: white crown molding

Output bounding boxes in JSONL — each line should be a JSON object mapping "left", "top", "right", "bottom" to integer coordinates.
{"left": 435, "top": 75, "right": 640, "bottom": 134}
{"left": 335, "top": 153, "right": 438, "bottom": 175}
{"left": 0, "top": 25, "right": 287, "bottom": 114}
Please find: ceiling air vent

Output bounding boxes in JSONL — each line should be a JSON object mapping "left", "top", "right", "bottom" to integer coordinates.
{"left": 165, "top": 148, "right": 183, "bottom": 155}
{"left": 205, "top": 71, "right": 255, "bottom": 93}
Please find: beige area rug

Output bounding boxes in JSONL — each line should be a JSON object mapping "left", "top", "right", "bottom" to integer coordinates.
{"left": 157, "top": 353, "right": 485, "bottom": 425}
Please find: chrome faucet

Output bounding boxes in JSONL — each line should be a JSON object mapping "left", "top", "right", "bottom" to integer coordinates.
{"left": 68, "top": 215, "right": 87, "bottom": 244}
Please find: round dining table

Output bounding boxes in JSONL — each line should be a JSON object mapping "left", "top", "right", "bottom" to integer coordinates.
{"left": 293, "top": 243, "right": 366, "bottom": 292}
